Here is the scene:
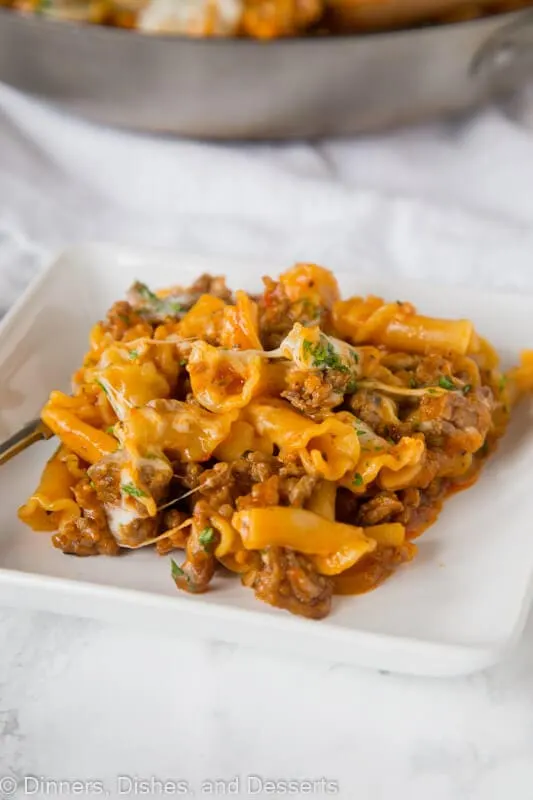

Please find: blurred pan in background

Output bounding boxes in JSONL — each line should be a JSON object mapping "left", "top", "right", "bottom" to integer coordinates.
{"left": 2, "top": 0, "right": 531, "bottom": 36}
{"left": 0, "top": 1, "right": 533, "bottom": 137}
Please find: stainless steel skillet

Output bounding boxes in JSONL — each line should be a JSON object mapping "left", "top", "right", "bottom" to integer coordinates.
{"left": 0, "top": 7, "right": 532, "bottom": 138}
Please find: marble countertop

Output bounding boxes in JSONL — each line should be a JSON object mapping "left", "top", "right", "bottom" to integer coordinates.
{"left": 1, "top": 83, "right": 533, "bottom": 800}
{"left": 1, "top": 607, "right": 532, "bottom": 800}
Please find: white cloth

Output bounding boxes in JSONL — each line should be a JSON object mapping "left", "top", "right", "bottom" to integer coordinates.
{"left": 3, "top": 83, "right": 533, "bottom": 317}
{"left": 1, "top": 81, "right": 533, "bottom": 800}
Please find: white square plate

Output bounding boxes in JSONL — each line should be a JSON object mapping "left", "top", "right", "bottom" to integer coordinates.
{"left": 1, "top": 243, "right": 533, "bottom": 677}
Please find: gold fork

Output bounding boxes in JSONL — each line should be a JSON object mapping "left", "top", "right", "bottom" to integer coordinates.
{"left": 0, "top": 419, "right": 54, "bottom": 467}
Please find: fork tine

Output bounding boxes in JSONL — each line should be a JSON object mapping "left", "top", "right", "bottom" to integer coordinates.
{"left": 0, "top": 419, "right": 54, "bottom": 467}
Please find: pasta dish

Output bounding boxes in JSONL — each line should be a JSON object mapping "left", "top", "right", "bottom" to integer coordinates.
{"left": 19, "top": 264, "right": 533, "bottom": 619}
{"left": 2, "top": 0, "right": 531, "bottom": 38}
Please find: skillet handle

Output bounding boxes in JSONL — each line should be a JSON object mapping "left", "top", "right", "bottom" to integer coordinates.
{"left": 472, "top": 10, "right": 533, "bottom": 89}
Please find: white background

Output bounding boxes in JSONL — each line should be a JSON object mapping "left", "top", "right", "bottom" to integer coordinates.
{"left": 1, "top": 83, "right": 533, "bottom": 799}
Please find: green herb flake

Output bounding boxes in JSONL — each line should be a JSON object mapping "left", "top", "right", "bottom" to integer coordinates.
{"left": 438, "top": 376, "right": 455, "bottom": 391}
{"left": 350, "top": 349, "right": 359, "bottom": 364}
{"left": 387, "top": 437, "right": 395, "bottom": 445}
{"left": 499, "top": 375, "right": 507, "bottom": 393}
{"left": 374, "top": 446, "right": 383, "bottom": 452}
{"left": 121, "top": 482, "right": 148, "bottom": 499}
{"left": 427, "top": 388, "right": 438, "bottom": 395}
{"left": 118, "top": 313, "right": 131, "bottom": 326}
{"left": 88, "top": 480, "right": 96, "bottom": 490}
{"left": 129, "top": 349, "right": 139, "bottom": 360}
{"left": 106, "top": 425, "right": 116, "bottom": 436}
{"left": 198, "top": 526, "right": 216, "bottom": 551}
{"left": 353, "top": 473, "right": 364, "bottom": 487}
{"left": 462, "top": 384, "right": 472, "bottom": 395}
{"left": 346, "top": 380, "right": 358, "bottom": 393}
{"left": 137, "top": 282, "right": 160, "bottom": 304}
{"left": 95, "top": 379, "right": 109, "bottom": 396}
{"left": 303, "top": 335, "right": 349, "bottom": 373}
{"left": 179, "top": 359, "right": 187, "bottom": 367}
{"left": 171, "top": 559, "right": 185, "bottom": 579}
{"left": 356, "top": 430, "right": 366, "bottom": 437}
{"left": 409, "top": 377, "right": 418, "bottom": 389}
{"left": 133, "top": 282, "right": 185, "bottom": 318}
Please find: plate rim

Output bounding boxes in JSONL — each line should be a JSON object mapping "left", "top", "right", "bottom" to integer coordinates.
{"left": 1, "top": 241, "right": 532, "bottom": 677}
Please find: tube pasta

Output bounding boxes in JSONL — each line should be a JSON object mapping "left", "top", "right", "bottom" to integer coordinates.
{"left": 41, "top": 404, "right": 118, "bottom": 464}
{"left": 279, "top": 263, "right": 340, "bottom": 309}
{"left": 120, "top": 399, "right": 239, "bottom": 462}
{"left": 333, "top": 297, "right": 474, "bottom": 355}
{"left": 187, "top": 342, "right": 265, "bottom": 412}
{"left": 178, "top": 294, "right": 226, "bottom": 341}
{"left": 342, "top": 436, "right": 426, "bottom": 493}
{"left": 18, "top": 447, "right": 81, "bottom": 531}
{"left": 244, "top": 398, "right": 360, "bottom": 480}
{"left": 232, "top": 506, "right": 376, "bottom": 570}
{"left": 213, "top": 420, "right": 273, "bottom": 460}
{"left": 507, "top": 350, "right": 533, "bottom": 399}
{"left": 306, "top": 481, "right": 336, "bottom": 520}
{"left": 220, "top": 290, "right": 263, "bottom": 350}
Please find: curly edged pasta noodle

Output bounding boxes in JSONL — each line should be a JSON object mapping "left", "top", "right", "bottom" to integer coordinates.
{"left": 19, "top": 264, "right": 533, "bottom": 618}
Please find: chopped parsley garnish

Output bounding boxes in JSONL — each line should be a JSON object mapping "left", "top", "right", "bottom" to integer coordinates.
{"left": 95, "top": 379, "right": 108, "bottom": 396}
{"left": 427, "top": 388, "right": 438, "bottom": 395}
{"left": 133, "top": 282, "right": 184, "bottom": 319}
{"left": 129, "top": 350, "right": 139, "bottom": 360}
{"left": 374, "top": 446, "right": 383, "bottom": 452}
{"left": 198, "top": 526, "right": 216, "bottom": 551}
{"left": 170, "top": 559, "right": 200, "bottom": 592}
{"left": 106, "top": 425, "right": 116, "bottom": 436}
{"left": 409, "top": 377, "right": 418, "bottom": 389}
{"left": 118, "top": 313, "right": 131, "bottom": 326}
{"left": 346, "top": 380, "right": 358, "bottom": 393}
{"left": 302, "top": 337, "right": 349, "bottom": 373}
{"left": 171, "top": 559, "right": 185, "bottom": 579}
{"left": 353, "top": 473, "right": 364, "bottom": 487}
{"left": 121, "top": 483, "right": 148, "bottom": 499}
{"left": 438, "top": 376, "right": 455, "bottom": 391}
{"left": 387, "top": 437, "right": 395, "bottom": 445}
{"left": 350, "top": 350, "right": 359, "bottom": 364}
{"left": 356, "top": 429, "right": 366, "bottom": 437}
{"left": 137, "top": 283, "right": 160, "bottom": 304}
{"left": 499, "top": 375, "right": 507, "bottom": 392}
{"left": 179, "top": 359, "right": 187, "bottom": 367}
{"left": 463, "top": 384, "right": 472, "bottom": 395}
{"left": 88, "top": 480, "right": 96, "bottom": 490}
